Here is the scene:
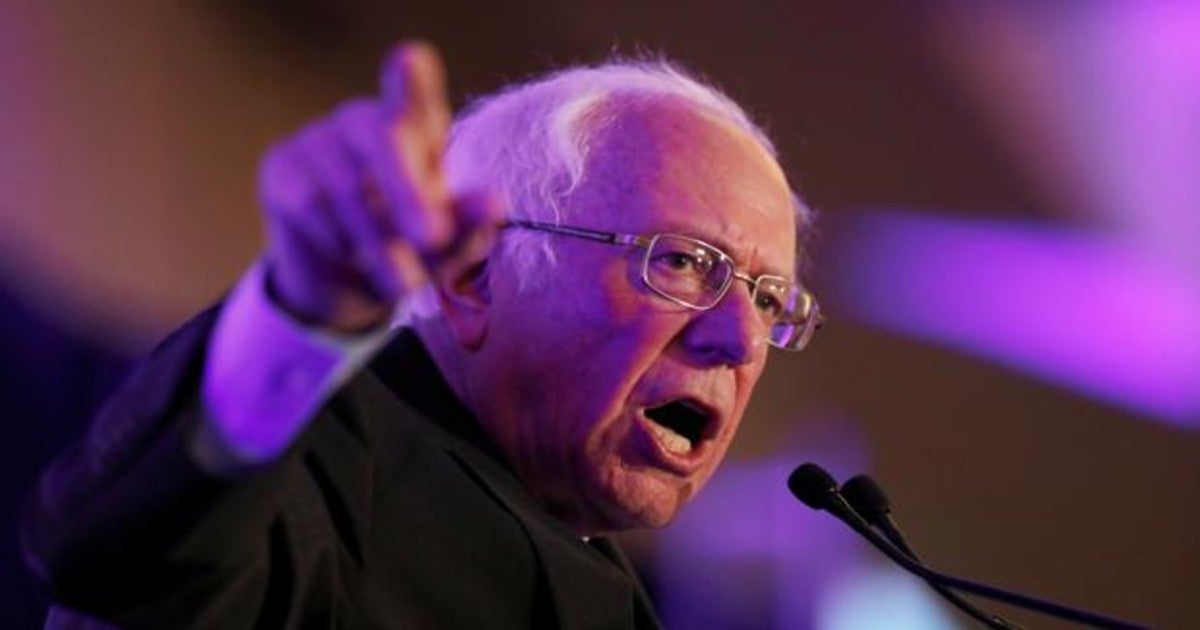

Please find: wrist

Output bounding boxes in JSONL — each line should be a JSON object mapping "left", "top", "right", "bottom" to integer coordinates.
{"left": 263, "top": 262, "right": 394, "bottom": 334}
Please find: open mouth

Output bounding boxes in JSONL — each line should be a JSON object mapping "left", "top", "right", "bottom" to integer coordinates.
{"left": 643, "top": 399, "right": 714, "bottom": 456}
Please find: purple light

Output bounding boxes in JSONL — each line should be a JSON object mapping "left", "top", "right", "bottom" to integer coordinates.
{"left": 816, "top": 565, "right": 956, "bottom": 630}
{"left": 832, "top": 210, "right": 1200, "bottom": 428}
{"left": 905, "top": 3, "right": 1200, "bottom": 427}
{"left": 1057, "top": 2, "right": 1200, "bottom": 270}
{"left": 653, "top": 419, "right": 872, "bottom": 628}
{"left": 935, "top": 3, "right": 1200, "bottom": 272}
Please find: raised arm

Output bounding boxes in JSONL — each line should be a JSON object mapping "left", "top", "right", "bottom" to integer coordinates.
{"left": 198, "top": 41, "right": 498, "bottom": 472}
{"left": 23, "top": 42, "right": 498, "bottom": 624}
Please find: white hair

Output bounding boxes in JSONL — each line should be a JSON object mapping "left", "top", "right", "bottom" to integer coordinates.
{"left": 400, "top": 58, "right": 814, "bottom": 322}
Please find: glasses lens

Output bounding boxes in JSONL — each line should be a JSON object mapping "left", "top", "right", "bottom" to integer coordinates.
{"left": 641, "top": 233, "right": 822, "bottom": 351}
{"left": 751, "top": 276, "right": 792, "bottom": 320}
{"left": 750, "top": 276, "right": 817, "bottom": 350}
{"left": 763, "top": 285, "right": 819, "bottom": 350}
{"left": 643, "top": 235, "right": 731, "bottom": 308}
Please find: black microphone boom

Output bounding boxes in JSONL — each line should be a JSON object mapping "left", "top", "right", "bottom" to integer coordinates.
{"left": 787, "top": 463, "right": 1149, "bottom": 630}
{"left": 841, "top": 474, "right": 1018, "bottom": 629}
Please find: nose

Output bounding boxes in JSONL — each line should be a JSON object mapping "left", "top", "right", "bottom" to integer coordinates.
{"left": 680, "top": 281, "right": 765, "bottom": 367}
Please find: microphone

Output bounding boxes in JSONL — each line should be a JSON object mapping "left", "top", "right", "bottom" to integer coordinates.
{"left": 840, "top": 475, "right": 904, "bottom": 548}
{"left": 788, "top": 463, "right": 1149, "bottom": 630}
{"left": 787, "top": 462, "right": 842, "bottom": 511}
{"left": 840, "top": 474, "right": 1018, "bottom": 629}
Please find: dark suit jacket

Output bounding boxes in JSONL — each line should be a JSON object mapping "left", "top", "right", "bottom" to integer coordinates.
{"left": 23, "top": 308, "right": 662, "bottom": 629}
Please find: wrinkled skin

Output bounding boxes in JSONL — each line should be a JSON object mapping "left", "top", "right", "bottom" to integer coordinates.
{"left": 258, "top": 41, "right": 797, "bottom": 537}
{"left": 453, "top": 99, "right": 797, "bottom": 535}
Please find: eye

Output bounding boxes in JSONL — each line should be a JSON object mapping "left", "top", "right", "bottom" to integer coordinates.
{"left": 651, "top": 249, "right": 713, "bottom": 275}
{"left": 754, "top": 291, "right": 784, "bottom": 317}
{"left": 753, "top": 278, "right": 797, "bottom": 319}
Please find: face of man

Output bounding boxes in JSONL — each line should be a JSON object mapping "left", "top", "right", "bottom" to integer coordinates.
{"left": 464, "top": 97, "right": 798, "bottom": 535}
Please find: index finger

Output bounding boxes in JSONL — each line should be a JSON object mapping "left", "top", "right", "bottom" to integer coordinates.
{"left": 381, "top": 41, "right": 451, "bottom": 130}
{"left": 374, "top": 41, "right": 453, "bottom": 251}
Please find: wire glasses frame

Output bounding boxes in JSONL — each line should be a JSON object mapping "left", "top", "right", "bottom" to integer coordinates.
{"left": 505, "top": 219, "right": 822, "bottom": 351}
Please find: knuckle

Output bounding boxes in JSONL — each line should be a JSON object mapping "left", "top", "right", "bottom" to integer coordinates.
{"left": 294, "top": 120, "right": 331, "bottom": 153}
{"left": 259, "top": 140, "right": 293, "bottom": 178}
{"left": 259, "top": 154, "right": 322, "bottom": 219}
{"left": 334, "top": 97, "right": 378, "bottom": 124}
{"left": 258, "top": 144, "right": 297, "bottom": 205}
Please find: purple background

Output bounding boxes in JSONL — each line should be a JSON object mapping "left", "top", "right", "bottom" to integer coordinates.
{"left": 2, "top": 1, "right": 1196, "bottom": 628}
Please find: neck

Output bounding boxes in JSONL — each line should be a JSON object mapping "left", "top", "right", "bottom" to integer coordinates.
{"left": 412, "top": 317, "right": 474, "bottom": 411}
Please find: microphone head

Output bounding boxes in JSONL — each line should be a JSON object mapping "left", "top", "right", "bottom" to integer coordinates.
{"left": 787, "top": 463, "right": 840, "bottom": 511}
{"left": 841, "top": 474, "right": 892, "bottom": 524}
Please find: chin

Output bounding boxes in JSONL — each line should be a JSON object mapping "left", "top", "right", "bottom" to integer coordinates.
{"left": 578, "top": 470, "right": 691, "bottom": 534}
{"left": 569, "top": 504, "right": 677, "bottom": 537}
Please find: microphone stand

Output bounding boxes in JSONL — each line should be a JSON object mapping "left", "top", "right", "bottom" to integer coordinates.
{"left": 840, "top": 474, "right": 1021, "bottom": 628}
{"left": 790, "top": 464, "right": 1150, "bottom": 630}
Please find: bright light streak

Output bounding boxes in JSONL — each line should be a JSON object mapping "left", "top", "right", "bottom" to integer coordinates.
{"left": 816, "top": 564, "right": 958, "bottom": 630}
{"left": 832, "top": 210, "right": 1200, "bottom": 428}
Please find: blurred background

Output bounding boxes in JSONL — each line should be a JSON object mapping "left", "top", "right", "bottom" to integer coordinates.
{"left": 1, "top": 0, "right": 1197, "bottom": 627}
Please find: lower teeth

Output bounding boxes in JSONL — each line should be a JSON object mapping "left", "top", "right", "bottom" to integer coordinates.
{"left": 649, "top": 422, "right": 692, "bottom": 454}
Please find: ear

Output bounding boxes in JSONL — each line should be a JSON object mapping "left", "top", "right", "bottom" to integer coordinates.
{"left": 432, "top": 231, "right": 493, "bottom": 352}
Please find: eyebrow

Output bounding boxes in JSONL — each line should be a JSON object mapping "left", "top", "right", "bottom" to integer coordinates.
{"left": 659, "top": 222, "right": 794, "bottom": 281}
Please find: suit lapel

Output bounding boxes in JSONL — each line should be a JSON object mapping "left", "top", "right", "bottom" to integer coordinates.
{"left": 440, "top": 441, "right": 638, "bottom": 630}
{"left": 587, "top": 538, "right": 664, "bottom": 630}
{"left": 368, "top": 331, "right": 656, "bottom": 629}
{"left": 302, "top": 402, "right": 375, "bottom": 566}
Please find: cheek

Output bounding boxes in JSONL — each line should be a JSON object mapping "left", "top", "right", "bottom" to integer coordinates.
{"left": 490, "top": 251, "right": 690, "bottom": 460}
{"left": 726, "top": 367, "right": 764, "bottom": 439}
{"left": 540, "top": 256, "right": 678, "bottom": 388}
{"left": 561, "top": 252, "right": 645, "bottom": 327}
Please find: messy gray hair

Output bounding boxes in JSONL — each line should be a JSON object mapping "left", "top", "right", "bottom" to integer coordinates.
{"left": 402, "top": 59, "right": 813, "bottom": 321}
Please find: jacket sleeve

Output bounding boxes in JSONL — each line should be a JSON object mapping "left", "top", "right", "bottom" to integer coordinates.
{"left": 20, "top": 306, "right": 295, "bottom": 626}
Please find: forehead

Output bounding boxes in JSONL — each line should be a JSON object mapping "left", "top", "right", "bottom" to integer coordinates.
{"left": 572, "top": 96, "right": 798, "bottom": 276}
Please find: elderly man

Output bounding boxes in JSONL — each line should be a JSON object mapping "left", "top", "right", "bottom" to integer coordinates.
{"left": 24, "top": 42, "right": 819, "bottom": 628}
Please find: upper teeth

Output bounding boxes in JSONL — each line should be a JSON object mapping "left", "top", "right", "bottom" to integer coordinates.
{"left": 647, "top": 419, "right": 693, "bottom": 455}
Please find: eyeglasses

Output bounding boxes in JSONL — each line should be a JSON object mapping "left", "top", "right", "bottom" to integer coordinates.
{"left": 505, "top": 220, "right": 822, "bottom": 351}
